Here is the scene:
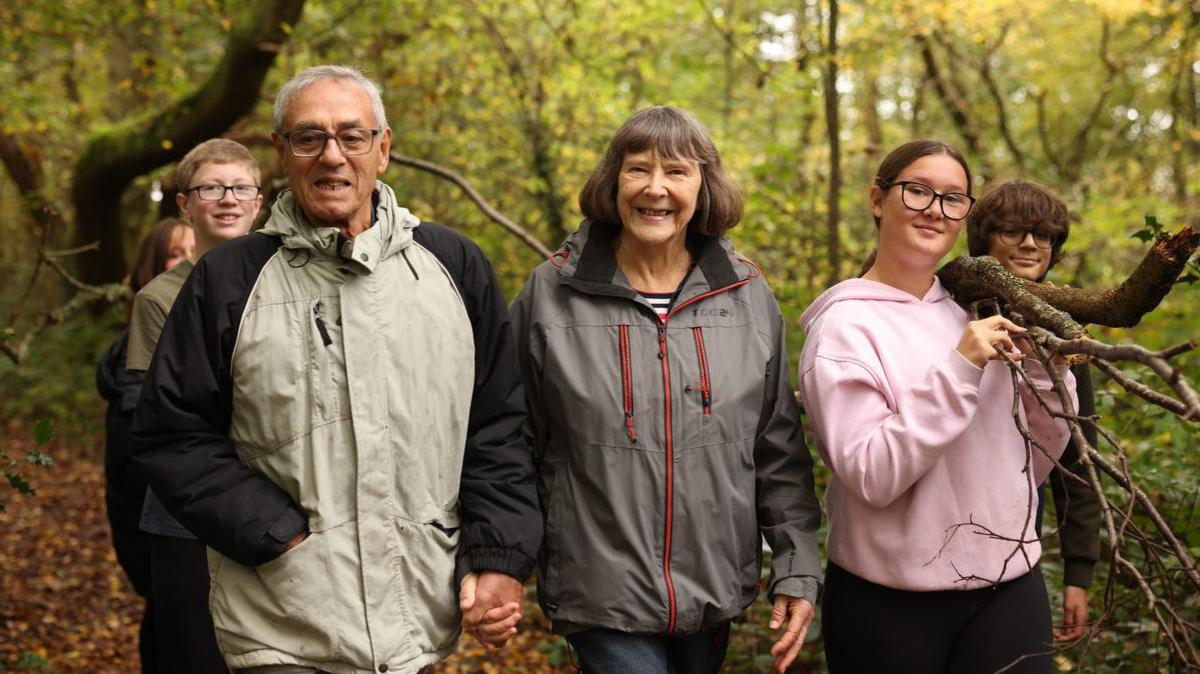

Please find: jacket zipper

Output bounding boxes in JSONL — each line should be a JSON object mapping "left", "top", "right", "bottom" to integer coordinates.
{"left": 644, "top": 277, "right": 753, "bottom": 635}
{"left": 619, "top": 324, "right": 636, "bottom": 443}
{"left": 655, "top": 320, "right": 677, "bottom": 633}
{"left": 691, "top": 327, "right": 711, "bottom": 415}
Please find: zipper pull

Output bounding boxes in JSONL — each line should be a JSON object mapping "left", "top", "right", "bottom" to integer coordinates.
{"left": 313, "top": 301, "right": 333, "bottom": 347}
{"left": 657, "top": 325, "right": 666, "bottom": 360}
{"left": 624, "top": 411, "right": 637, "bottom": 443}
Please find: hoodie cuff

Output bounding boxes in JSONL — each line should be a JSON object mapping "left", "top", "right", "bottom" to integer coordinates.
{"left": 948, "top": 348, "right": 987, "bottom": 384}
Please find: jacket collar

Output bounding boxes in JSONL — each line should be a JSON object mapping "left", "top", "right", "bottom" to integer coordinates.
{"left": 558, "top": 220, "right": 744, "bottom": 300}
{"left": 259, "top": 181, "right": 420, "bottom": 274}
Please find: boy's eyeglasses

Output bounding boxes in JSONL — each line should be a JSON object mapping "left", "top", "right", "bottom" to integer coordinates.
{"left": 996, "top": 228, "right": 1055, "bottom": 249}
{"left": 185, "top": 184, "right": 261, "bottom": 201}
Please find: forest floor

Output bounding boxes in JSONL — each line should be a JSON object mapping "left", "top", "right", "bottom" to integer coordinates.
{"left": 0, "top": 434, "right": 817, "bottom": 673}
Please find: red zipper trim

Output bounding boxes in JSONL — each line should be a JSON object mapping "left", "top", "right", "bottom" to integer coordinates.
{"left": 657, "top": 276, "right": 749, "bottom": 635}
{"left": 619, "top": 324, "right": 636, "bottom": 443}
{"left": 692, "top": 327, "right": 711, "bottom": 415}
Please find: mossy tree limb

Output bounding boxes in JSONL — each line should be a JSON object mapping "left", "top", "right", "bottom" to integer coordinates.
{"left": 69, "top": 0, "right": 307, "bottom": 285}
{"left": 937, "top": 225, "right": 1200, "bottom": 337}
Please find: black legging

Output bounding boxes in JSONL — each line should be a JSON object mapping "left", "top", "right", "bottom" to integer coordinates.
{"left": 822, "top": 562, "right": 1052, "bottom": 674}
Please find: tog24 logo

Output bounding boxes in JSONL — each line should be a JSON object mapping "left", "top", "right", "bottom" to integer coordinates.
{"left": 693, "top": 308, "right": 730, "bottom": 317}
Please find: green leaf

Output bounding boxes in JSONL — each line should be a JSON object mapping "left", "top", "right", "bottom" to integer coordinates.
{"left": 32, "top": 418, "right": 54, "bottom": 445}
{"left": 5, "top": 471, "right": 35, "bottom": 495}
{"left": 1129, "top": 230, "right": 1153, "bottom": 243}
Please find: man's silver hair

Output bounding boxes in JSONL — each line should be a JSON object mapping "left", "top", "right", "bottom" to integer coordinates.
{"left": 273, "top": 65, "right": 388, "bottom": 132}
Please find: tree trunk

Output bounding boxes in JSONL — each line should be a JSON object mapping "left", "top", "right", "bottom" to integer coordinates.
{"left": 822, "top": 0, "right": 841, "bottom": 286}
{"left": 70, "top": 0, "right": 307, "bottom": 285}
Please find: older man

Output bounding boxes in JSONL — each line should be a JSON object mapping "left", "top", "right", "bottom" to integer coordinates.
{"left": 132, "top": 65, "right": 541, "bottom": 674}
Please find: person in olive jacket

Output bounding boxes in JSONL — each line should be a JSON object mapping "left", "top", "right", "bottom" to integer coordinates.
{"left": 511, "top": 106, "right": 822, "bottom": 674}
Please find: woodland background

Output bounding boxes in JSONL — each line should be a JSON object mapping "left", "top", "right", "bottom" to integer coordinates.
{"left": 1, "top": 0, "right": 1198, "bottom": 671}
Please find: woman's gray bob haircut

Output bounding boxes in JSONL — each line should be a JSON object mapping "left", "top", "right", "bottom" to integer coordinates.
{"left": 273, "top": 65, "right": 388, "bottom": 132}
{"left": 579, "top": 106, "right": 743, "bottom": 236}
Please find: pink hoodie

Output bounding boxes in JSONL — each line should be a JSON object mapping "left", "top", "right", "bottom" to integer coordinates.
{"left": 799, "top": 277, "right": 1076, "bottom": 591}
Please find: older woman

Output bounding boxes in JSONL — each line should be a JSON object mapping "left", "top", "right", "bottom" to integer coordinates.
{"left": 511, "top": 106, "right": 822, "bottom": 674}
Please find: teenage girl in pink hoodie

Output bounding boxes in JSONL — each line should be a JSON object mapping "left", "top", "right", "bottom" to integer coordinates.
{"left": 798, "top": 140, "right": 1076, "bottom": 673}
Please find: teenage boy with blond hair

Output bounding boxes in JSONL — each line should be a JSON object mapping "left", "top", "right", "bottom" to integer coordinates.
{"left": 128, "top": 138, "right": 263, "bottom": 673}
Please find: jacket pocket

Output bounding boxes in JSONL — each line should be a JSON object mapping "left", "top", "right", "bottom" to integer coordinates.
{"left": 210, "top": 532, "right": 341, "bottom": 656}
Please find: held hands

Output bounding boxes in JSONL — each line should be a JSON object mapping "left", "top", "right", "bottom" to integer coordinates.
{"left": 768, "top": 594, "right": 815, "bottom": 673}
{"left": 459, "top": 571, "right": 524, "bottom": 649}
{"left": 957, "top": 315, "right": 1026, "bottom": 368}
{"left": 1054, "top": 585, "right": 1089, "bottom": 641}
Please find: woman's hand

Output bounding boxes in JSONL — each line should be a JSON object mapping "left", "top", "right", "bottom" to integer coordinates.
{"left": 956, "top": 315, "right": 1026, "bottom": 368}
{"left": 768, "top": 594, "right": 815, "bottom": 673}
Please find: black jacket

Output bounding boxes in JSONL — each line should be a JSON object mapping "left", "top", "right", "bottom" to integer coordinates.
{"left": 95, "top": 330, "right": 152, "bottom": 597}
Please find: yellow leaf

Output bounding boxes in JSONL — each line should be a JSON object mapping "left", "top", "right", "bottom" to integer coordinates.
{"left": 161, "top": 139, "right": 174, "bottom": 150}
{"left": 117, "top": 78, "right": 133, "bottom": 90}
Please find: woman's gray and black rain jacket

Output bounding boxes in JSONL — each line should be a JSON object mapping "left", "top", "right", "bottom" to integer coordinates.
{"left": 511, "top": 219, "right": 822, "bottom": 636}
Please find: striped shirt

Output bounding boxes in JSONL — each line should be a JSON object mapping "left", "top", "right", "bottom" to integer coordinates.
{"left": 641, "top": 290, "right": 674, "bottom": 318}
{"left": 636, "top": 266, "right": 694, "bottom": 319}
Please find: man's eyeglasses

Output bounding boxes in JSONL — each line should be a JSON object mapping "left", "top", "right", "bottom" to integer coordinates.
{"left": 996, "top": 228, "right": 1056, "bottom": 249}
{"left": 878, "top": 180, "right": 975, "bottom": 220}
{"left": 185, "top": 184, "right": 261, "bottom": 201}
{"left": 281, "top": 128, "right": 381, "bottom": 157}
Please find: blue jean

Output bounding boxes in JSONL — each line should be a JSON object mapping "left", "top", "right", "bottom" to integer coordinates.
{"left": 565, "top": 622, "right": 731, "bottom": 674}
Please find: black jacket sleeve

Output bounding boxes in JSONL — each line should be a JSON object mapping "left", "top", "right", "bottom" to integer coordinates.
{"left": 130, "top": 234, "right": 307, "bottom": 567}
{"left": 414, "top": 223, "right": 542, "bottom": 582}
{"left": 1049, "top": 363, "right": 1102, "bottom": 588}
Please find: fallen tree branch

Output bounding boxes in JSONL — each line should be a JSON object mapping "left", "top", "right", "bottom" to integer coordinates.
{"left": 938, "top": 225, "right": 1200, "bottom": 334}
{"left": 1027, "top": 327, "right": 1200, "bottom": 422}
{"left": 1091, "top": 359, "right": 1192, "bottom": 418}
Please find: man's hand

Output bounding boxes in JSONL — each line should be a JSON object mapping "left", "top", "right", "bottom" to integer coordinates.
{"left": 768, "top": 594, "right": 814, "bottom": 673}
{"left": 1054, "top": 585, "right": 1089, "bottom": 641}
{"left": 459, "top": 571, "right": 523, "bottom": 649}
{"left": 282, "top": 530, "right": 308, "bottom": 553}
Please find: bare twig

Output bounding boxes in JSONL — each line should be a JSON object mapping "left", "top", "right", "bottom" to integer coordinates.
{"left": 1029, "top": 327, "right": 1200, "bottom": 422}
{"left": 389, "top": 151, "right": 553, "bottom": 258}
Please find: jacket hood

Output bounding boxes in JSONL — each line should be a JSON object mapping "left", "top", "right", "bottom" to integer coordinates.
{"left": 552, "top": 219, "right": 752, "bottom": 295}
{"left": 260, "top": 181, "right": 419, "bottom": 274}
{"left": 799, "top": 277, "right": 952, "bottom": 333}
